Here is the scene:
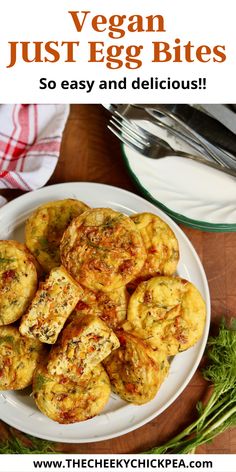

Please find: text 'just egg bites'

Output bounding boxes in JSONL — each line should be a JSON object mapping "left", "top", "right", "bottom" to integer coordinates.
{"left": 60, "top": 208, "right": 147, "bottom": 292}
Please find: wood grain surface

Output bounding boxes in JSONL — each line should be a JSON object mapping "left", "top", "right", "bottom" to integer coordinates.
{"left": 0, "top": 104, "right": 235, "bottom": 454}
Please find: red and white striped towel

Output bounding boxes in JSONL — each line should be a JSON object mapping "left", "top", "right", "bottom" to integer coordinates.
{"left": 0, "top": 104, "right": 69, "bottom": 202}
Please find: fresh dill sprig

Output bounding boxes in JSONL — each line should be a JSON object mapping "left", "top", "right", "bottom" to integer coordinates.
{"left": 0, "top": 433, "right": 56, "bottom": 454}
{"left": 144, "top": 319, "right": 236, "bottom": 454}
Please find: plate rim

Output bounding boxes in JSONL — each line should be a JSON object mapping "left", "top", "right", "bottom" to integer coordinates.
{"left": 0, "top": 182, "right": 211, "bottom": 443}
{"left": 121, "top": 145, "right": 236, "bottom": 232}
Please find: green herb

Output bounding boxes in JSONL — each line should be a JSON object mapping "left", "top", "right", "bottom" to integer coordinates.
{"left": 102, "top": 215, "right": 122, "bottom": 229}
{"left": 0, "top": 336, "right": 15, "bottom": 346}
{"left": 0, "top": 434, "right": 56, "bottom": 454}
{"left": 144, "top": 319, "right": 236, "bottom": 454}
{"left": 34, "top": 374, "right": 48, "bottom": 391}
{"left": 86, "top": 239, "right": 109, "bottom": 251}
{"left": 0, "top": 336, "right": 21, "bottom": 355}
{"left": 0, "top": 257, "right": 15, "bottom": 265}
{"left": 10, "top": 299, "right": 19, "bottom": 306}
{"left": 38, "top": 237, "right": 49, "bottom": 248}
{"left": 38, "top": 237, "right": 58, "bottom": 258}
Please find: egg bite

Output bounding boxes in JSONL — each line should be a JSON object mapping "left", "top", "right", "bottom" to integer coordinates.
{"left": 33, "top": 363, "right": 111, "bottom": 424}
{"left": 72, "top": 285, "right": 128, "bottom": 329}
{"left": 127, "top": 276, "right": 206, "bottom": 355}
{"left": 103, "top": 330, "right": 169, "bottom": 405}
{"left": 0, "top": 240, "right": 38, "bottom": 325}
{"left": 60, "top": 208, "right": 146, "bottom": 292}
{"left": 47, "top": 313, "right": 120, "bottom": 378}
{"left": 0, "top": 326, "right": 46, "bottom": 390}
{"left": 25, "top": 199, "right": 89, "bottom": 272}
{"left": 20, "top": 266, "right": 82, "bottom": 344}
{"left": 129, "top": 213, "right": 179, "bottom": 288}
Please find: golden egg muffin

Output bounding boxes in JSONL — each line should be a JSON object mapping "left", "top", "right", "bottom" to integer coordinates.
{"left": 25, "top": 199, "right": 89, "bottom": 272}
{"left": 129, "top": 213, "right": 179, "bottom": 288}
{"left": 20, "top": 266, "right": 82, "bottom": 344}
{"left": 0, "top": 326, "right": 46, "bottom": 390}
{"left": 60, "top": 208, "right": 146, "bottom": 292}
{"left": 0, "top": 240, "right": 38, "bottom": 326}
{"left": 73, "top": 285, "right": 128, "bottom": 329}
{"left": 127, "top": 276, "right": 206, "bottom": 355}
{"left": 47, "top": 313, "right": 120, "bottom": 378}
{"left": 33, "top": 363, "right": 111, "bottom": 424}
{"left": 103, "top": 330, "right": 169, "bottom": 405}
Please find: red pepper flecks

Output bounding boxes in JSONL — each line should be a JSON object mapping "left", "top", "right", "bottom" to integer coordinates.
{"left": 2, "top": 269, "right": 16, "bottom": 282}
{"left": 76, "top": 366, "right": 84, "bottom": 376}
{"left": 119, "top": 260, "right": 134, "bottom": 274}
{"left": 59, "top": 376, "right": 68, "bottom": 384}
{"left": 149, "top": 246, "right": 158, "bottom": 254}
{"left": 118, "top": 333, "right": 127, "bottom": 346}
{"left": 125, "top": 383, "right": 136, "bottom": 393}
{"left": 75, "top": 300, "right": 89, "bottom": 311}
{"left": 181, "top": 279, "right": 189, "bottom": 285}
{"left": 144, "top": 291, "right": 153, "bottom": 303}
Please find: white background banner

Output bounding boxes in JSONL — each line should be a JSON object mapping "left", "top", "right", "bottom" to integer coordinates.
{"left": 0, "top": 0, "right": 235, "bottom": 103}
{"left": 1, "top": 454, "right": 236, "bottom": 472}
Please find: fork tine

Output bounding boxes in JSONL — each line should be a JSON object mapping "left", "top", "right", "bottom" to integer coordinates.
{"left": 109, "top": 120, "right": 145, "bottom": 149}
{"left": 114, "top": 110, "right": 147, "bottom": 136}
{"left": 113, "top": 109, "right": 170, "bottom": 148}
{"left": 110, "top": 116, "right": 148, "bottom": 147}
{"left": 107, "top": 124, "right": 145, "bottom": 155}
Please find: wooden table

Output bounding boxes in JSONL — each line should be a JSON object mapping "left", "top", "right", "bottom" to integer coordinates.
{"left": 0, "top": 104, "right": 235, "bottom": 454}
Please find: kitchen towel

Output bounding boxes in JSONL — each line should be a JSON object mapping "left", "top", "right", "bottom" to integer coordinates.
{"left": 0, "top": 104, "right": 69, "bottom": 193}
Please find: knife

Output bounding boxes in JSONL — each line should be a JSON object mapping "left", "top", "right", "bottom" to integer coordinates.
{"left": 115, "top": 104, "right": 236, "bottom": 169}
{"left": 139, "top": 104, "right": 236, "bottom": 156}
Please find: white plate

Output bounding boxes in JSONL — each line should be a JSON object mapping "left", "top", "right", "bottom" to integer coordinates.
{"left": 122, "top": 120, "right": 236, "bottom": 230}
{"left": 0, "top": 182, "right": 210, "bottom": 443}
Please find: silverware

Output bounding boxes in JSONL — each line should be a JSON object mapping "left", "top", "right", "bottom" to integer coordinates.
{"left": 139, "top": 105, "right": 236, "bottom": 169}
{"left": 108, "top": 112, "right": 236, "bottom": 178}
{"left": 136, "top": 104, "right": 236, "bottom": 155}
{"left": 108, "top": 105, "right": 211, "bottom": 159}
{"left": 106, "top": 104, "right": 236, "bottom": 169}
{"left": 105, "top": 104, "right": 236, "bottom": 169}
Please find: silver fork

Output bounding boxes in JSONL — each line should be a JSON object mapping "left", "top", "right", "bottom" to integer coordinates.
{"left": 107, "top": 104, "right": 215, "bottom": 163}
{"left": 144, "top": 105, "right": 236, "bottom": 169}
{"left": 108, "top": 112, "right": 236, "bottom": 177}
{"left": 105, "top": 104, "right": 236, "bottom": 169}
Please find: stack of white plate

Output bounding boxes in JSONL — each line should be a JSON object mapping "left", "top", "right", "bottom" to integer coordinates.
{"left": 121, "top": 110, "right": 236, "bottom": 232}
